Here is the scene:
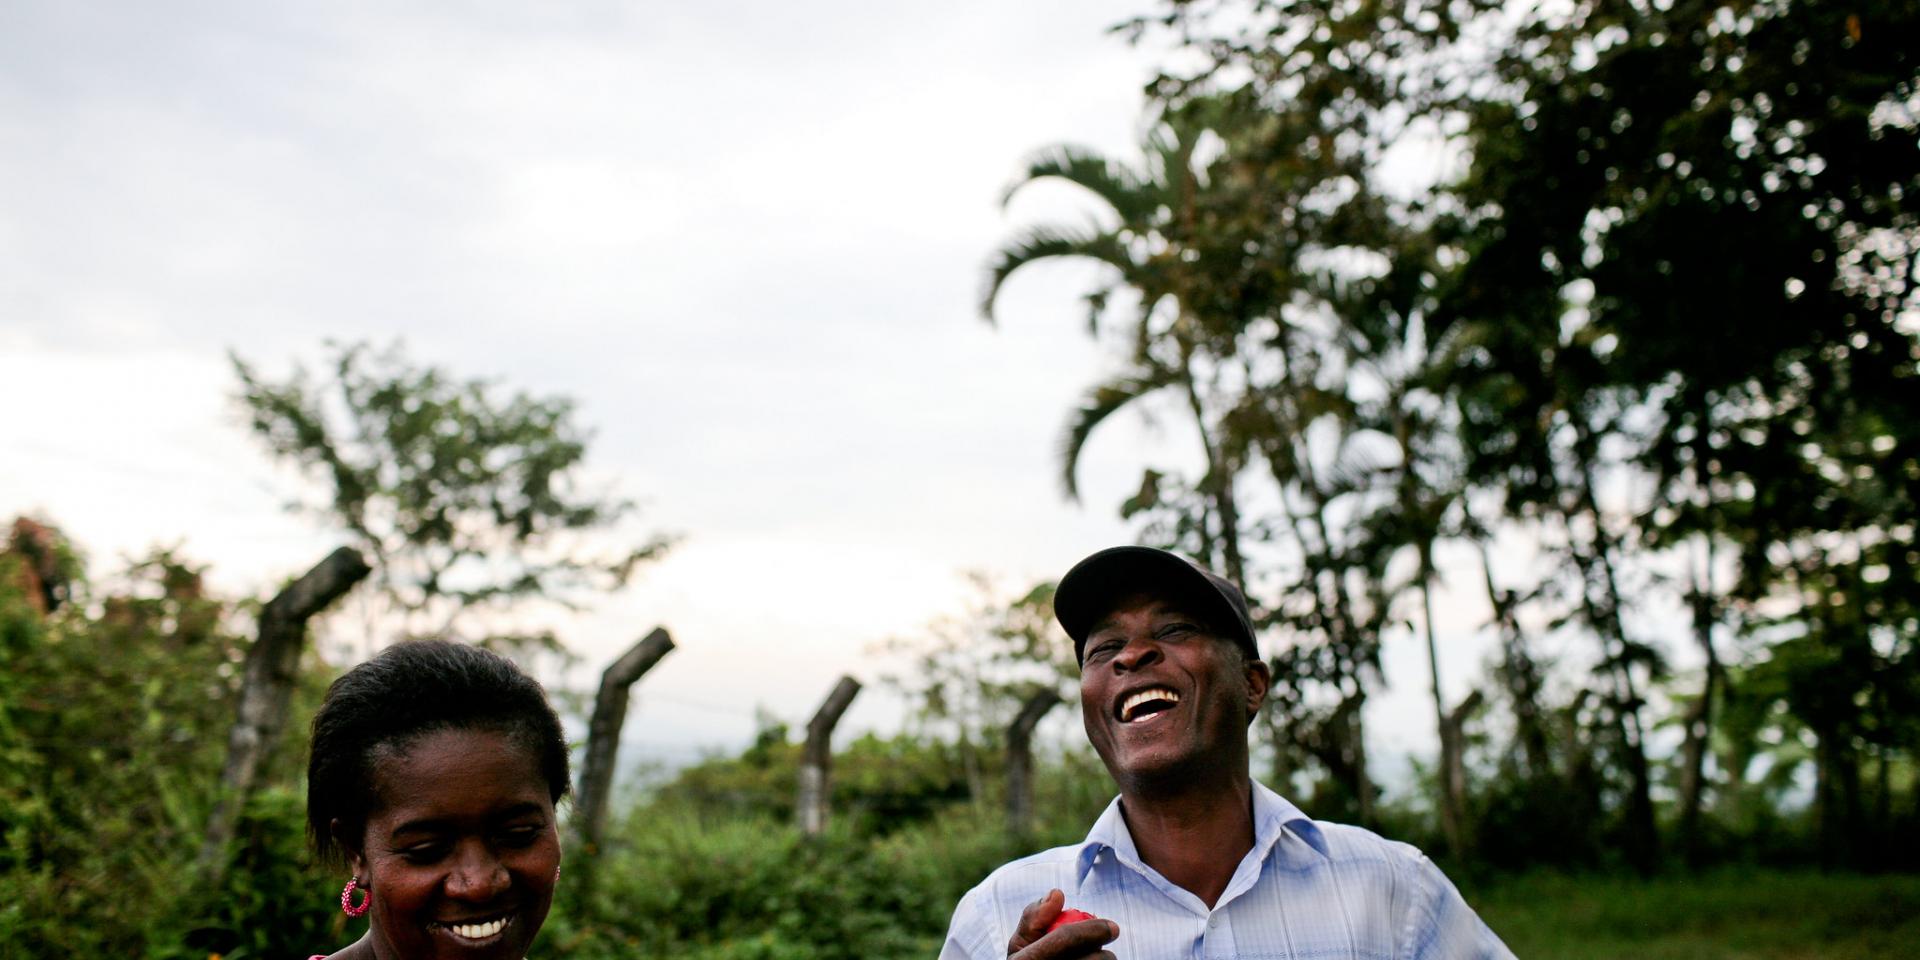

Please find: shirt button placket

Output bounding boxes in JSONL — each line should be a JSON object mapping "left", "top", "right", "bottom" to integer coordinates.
{"left": 1203, "top": 911, "right": 1235, "bottom": 958}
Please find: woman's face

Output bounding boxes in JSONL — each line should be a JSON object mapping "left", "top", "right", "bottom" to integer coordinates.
{"left": 343, "top": 727, "right": 560, "bottom": 960}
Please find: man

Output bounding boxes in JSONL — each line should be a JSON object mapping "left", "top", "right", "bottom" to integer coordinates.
{"left": 940, "top": 546, "right": 1514, "bottom": 960}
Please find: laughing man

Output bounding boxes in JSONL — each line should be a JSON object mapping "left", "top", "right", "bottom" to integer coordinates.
{"left": 939, "top": 546, "right": 1514, "bottom": 960}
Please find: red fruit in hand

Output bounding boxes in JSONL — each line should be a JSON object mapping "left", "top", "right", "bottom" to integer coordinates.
{"left": 1046, "top": 908, "right": 1098, "bottom": 933}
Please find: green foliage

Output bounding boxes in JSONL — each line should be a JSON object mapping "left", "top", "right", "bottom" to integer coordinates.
{"left": 0, "top": 549, "right": 227, "bottom": 953}
{"left": 556, "top": 813, "right": 931, "bottom": 960}
{"left": 1428, "top": 0, "right": 1920, "bottom": 863}
{"left": 232, "top": 340, "right": 674, "bottom": 648}
{"left": 876, "top": 576, "right": 1074, "bottom": 761}
{"left": 550, "top": 750, "right": 1116, "bottom": 960}
{"left": 1473, "top": 869, "right": 1920, "bottom": 959}
{"left": 1, "top": 523, "right": 1906, "bottom": 959}
{"left": 168, "top": 788, "right": 342, "bottom": 960}
{"left": 997, "top": 0, "right": 1920, "bottom": 869}
{"left": 0, "top": 539, "right": 337, "bottom": 958}
{"left": 654, "top": 726, "right": 1120, "bottom": 840}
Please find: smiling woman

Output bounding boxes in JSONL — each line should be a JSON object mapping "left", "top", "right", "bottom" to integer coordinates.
{"left": 305, "top": 641, "right": 571, "bottom": 960}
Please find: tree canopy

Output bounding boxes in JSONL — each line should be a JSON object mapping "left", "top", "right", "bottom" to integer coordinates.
{"left": 232, "top": 341, "right": 675, "bottom": 650}
{"left": 994, "top": 0, "right": 1920, "bottom": 868}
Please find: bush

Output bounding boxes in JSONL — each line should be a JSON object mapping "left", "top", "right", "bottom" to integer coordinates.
{"left": 0, "top": 548, "right": 339, "bottom": 960}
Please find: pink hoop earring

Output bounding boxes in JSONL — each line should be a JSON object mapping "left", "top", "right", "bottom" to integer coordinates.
{"left": 341, "top": 876, "right": 371, "bottom": 918}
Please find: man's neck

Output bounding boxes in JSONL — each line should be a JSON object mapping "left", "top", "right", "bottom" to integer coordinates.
{"left": 1117, "top": 773, "right": 1257, "bottom": 910}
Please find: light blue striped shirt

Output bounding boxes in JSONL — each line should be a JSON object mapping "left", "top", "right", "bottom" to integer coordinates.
{"left": 941, "top": 782, "right": 1514, "bottom": 959}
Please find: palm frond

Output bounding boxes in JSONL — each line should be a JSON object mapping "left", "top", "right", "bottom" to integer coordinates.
{"left": 980, "top": 224, "right": 1136, "bottom": 323}
{"left": 1001, "top": 145, "right": 1163, "bottom": 223}
{"left": 1058, "top": 363, "right": 1181, "bottom": 500}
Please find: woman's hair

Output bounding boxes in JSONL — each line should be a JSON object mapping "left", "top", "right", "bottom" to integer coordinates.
{"left": 306, "top": 639, "right": 571, "bottom": 866}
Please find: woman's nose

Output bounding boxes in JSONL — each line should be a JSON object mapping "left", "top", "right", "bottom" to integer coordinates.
{"left": 446, "top": 844, "right": 510, "bottom": 900}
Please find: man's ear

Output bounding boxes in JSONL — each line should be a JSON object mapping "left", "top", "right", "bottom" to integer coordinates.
{"left": 1243, "top": 656, "right": 1271, "bottom": 722}
{"left": 331, "top": 817, "right": 368, "bottom": 880}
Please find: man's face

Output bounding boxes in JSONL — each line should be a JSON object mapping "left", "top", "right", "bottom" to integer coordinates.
{"left": 1078, "top": 592, "right": 1270, "bottom": 791}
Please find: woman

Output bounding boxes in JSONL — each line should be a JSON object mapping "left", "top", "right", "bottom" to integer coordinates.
{"left": 306, "top": 640, "right": 568, "bottom": 960}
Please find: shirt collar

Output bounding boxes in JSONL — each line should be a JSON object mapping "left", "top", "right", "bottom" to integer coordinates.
{"left": 1073, "top": 780, "right": 1328, "bottom": 886}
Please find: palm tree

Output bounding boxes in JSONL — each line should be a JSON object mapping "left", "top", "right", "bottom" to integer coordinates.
{"left": 981, "top": 112, "right": 1247, "bottom": 583}
{"left": 984, "top": 102, "right": 1417, "bottom": 823}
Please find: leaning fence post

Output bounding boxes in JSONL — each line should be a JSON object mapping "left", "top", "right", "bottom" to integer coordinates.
{"left": 796, "top": 675, "right": 861, "bottom": 836}
{"left": 574, "top": 627, "right": 676, "bottom": 858}
{"left": 1005, "top": 686, "right": 1061, "bottom": 837}
{"left": 199, "top": 546, "right": 370, "bottom": 880}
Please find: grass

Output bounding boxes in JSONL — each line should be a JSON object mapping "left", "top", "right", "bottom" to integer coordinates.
{"left": 1465, "top": 869, "right": 1920, "bottom": 959}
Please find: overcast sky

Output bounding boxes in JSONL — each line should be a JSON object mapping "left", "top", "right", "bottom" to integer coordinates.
{"left": 0, "top": 1, "right": 1537, "bottom": 787}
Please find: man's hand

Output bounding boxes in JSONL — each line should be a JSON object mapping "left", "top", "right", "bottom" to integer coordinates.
{"left": 1006, "top": 889, "right": 1119, "bottom": 959}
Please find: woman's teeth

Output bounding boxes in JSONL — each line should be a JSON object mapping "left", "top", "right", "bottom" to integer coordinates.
{"left": 448, "top": 917, "right": 509, "bottom": 939}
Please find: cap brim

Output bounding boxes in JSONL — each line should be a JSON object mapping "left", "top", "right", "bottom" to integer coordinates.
{"left": 1055, "top": 546, "right": 1251, "bottom": 660}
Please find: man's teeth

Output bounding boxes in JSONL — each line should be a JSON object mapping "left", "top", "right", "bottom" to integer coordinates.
{"left": 1122, "top": 688, "right": 1180, "bottom": 721}
{"left": 449, "top": 917, "right": 509, "bottom": 939}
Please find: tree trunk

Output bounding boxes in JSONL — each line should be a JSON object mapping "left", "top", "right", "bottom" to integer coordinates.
{"left": 1872, "top": 681, "right": 1893, "bottom": 865}
{"left": 1395, "top": 398, "right": 1467, "bottom": 858}
{"left": 1178, "top": 345, "right": 1243, "bottom": 584}
{"left": 1302, "top": 691, "right": 1373, "bottom": 825}
{"left": 1438, "top": 689, "right": 1484, "bottom": 858}
{"left": 1674, "top": 687, "right": 1712, "bottom": 856}
{"left": 1259, "top": 335, "right": 1375, "bottom": 821}
{"left": 1676, "top": 544, "right": 1721, "bottom": 865}
{"left": 574, "top": 628, "right": 675, "bottom": 854}
{"left": 1349, "top": 696, "right": 1375, "bottom": 825}
{"left": 1479, "top": 540, "right": 1552, "bottom": 783}
{"left": 199, "top": 547, "right": 370, "bottom": 880}
{"left": 797, "top": 675, "right": 862, "bottom": 836}
{"left": 1415, "top": 534, "right": 1470, "bottom": 860}
{"left": 1568, "top": 531, "right": 1659, "bottom": 875}
{"left": 1570, "top": 437, "right": 1658, "bottom": 874}
{"left": 1598, "top": 563, "right": 1658, "bottom": 873}
{"left": 958, "top": 728, "right": 985, "bottom": 806}
{"left": 1677, "top": 413, "right": 1724, "bottom": 864}
{"left": 1814, "top": 724, "right": 1864, "bottom": 868}
{"left": 1265, "top": 696, "right": 1297, "bottom": 794}
{"left": 1561, "top": 689, "right": 1605, "bottom": 863}
{"left": 1005, "top": 687, "right": 1061, "bottom": 837}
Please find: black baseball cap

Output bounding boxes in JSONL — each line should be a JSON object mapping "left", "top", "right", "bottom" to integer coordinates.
{"left": 1053, "top": 546, "right": 1259, "bottom": 663}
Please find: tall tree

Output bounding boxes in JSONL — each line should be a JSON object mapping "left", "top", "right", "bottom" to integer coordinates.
{"left": 1118, "top": 0, "right": 1920, "bottom": 866}
{"left": 985, "top": 86, "right": 1431, "bottom": 819}
{"left": 982, "top": 109, "right": 1252, "bottom": 582}
{"left": 232, "top": 341, "right": 674, "bottom": 650}
{"left": 1436, "top": 0, "right": 1920, "bottom": 865}
{"left": 1001, "top": 0, "right": 1919, "bottom": 861}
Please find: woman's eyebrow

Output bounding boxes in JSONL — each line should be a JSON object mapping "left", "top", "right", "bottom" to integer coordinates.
{"left": 493, "top": 802, "right": 547, "bottom": 821}
{"left": 387, "top": 801, "right": 546, "bottom": 838}
{"left": 388, "top": 817, "right": 454, "bottom": 839}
